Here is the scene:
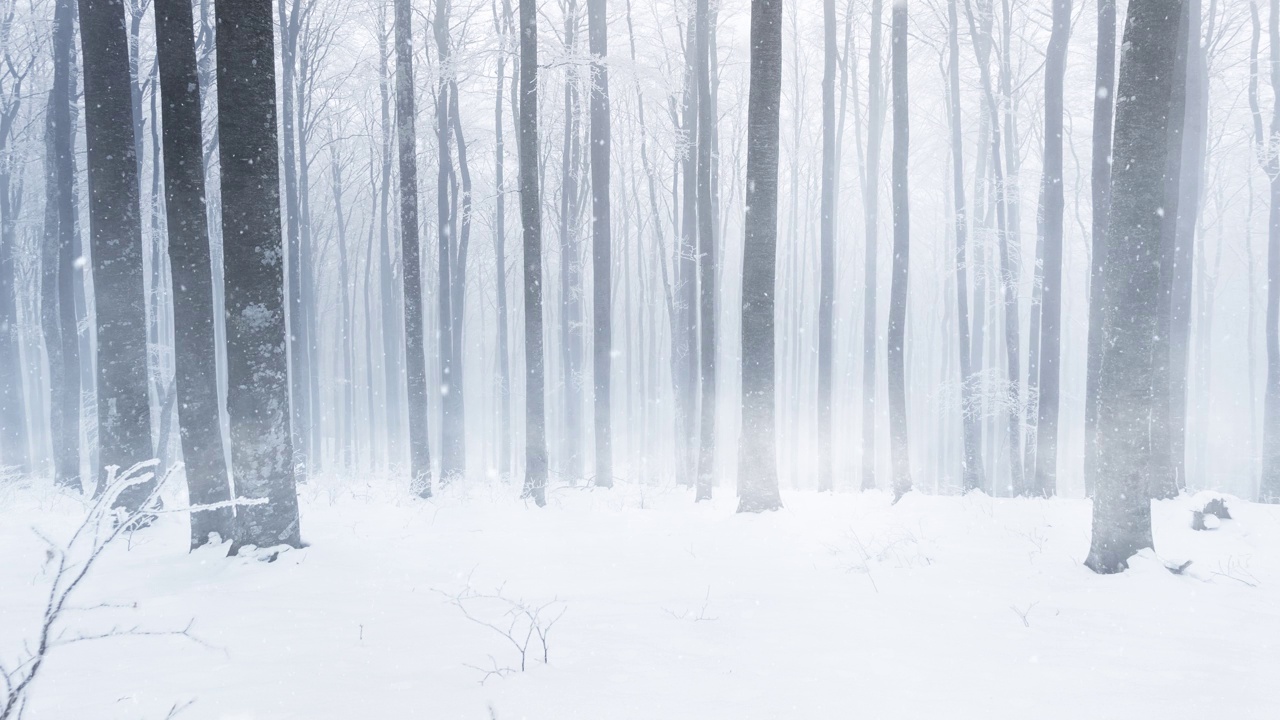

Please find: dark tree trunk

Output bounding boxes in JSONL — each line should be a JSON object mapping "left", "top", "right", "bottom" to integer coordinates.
{"left": 860, "top": 0, "right": 884, "bottom": 492}
{"left": 215, "top": 0, "right": 301, "bottom": 548}
{"left": 1032, "top": 0, "right": 1070, "bottom": 498}
{"left": 78, "top": 0, "right": 154, "bottom": 505}
{"left": 947, "top": 0, "right": 983, "bottom": 492}
{"left": 155, "top": 0, "right": 234, "bottom": 546}
{"left": 887, "top": 1, "right": 911, "bottom": 502}
{"left": 588, "top": 0, "right": 613, "bottom": 490}
{"left": 520, "top": 0, "right": 548, "bottom": 506}
{"left": 816, "top": 0, "right": 836, "bottom": 494}
{"left": 1086, "top": 0, "right": 1185, "bottom": 573}
{"left": 1084, "top": 0, "right": 1117, "bottom": 498}
{"left": 738, "top": 0, "right": 783, "bottom": 514}
{"left": 695, "top": 0, "right": 716, "bottom": 500}
{"left": 395, "top": 0, "right": 433, "bottom": 496}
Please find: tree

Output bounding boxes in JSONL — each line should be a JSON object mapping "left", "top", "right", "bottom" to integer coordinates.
{"left": 216, "top": 0, "right": 302, "bottom": 548}
{"left": 1259, "top": 0, "right": 1280, "bottom": 503}
{"left": 520, "top": 0, "right": 548, "bottom": 507}
{"left": 395, "top": 0, "right": 433, "bottom": 497}
{"left": 435, "top": 0, "right": 466, "bottom": 482}
{"left": 860, "top": 0, "right": 885, "bottom": 492}
{"left": 155, "top": 0, "right": 234, "bottom": 546}
{"left": 1086, "top": 0, "right": 1186, "bottom": 573}
{"left": 695, "top": 0, "right": 715, "bottom": 500}
{"left": 588, "top": 0, "right": 613, "bottom": 489}
{"left": 77, "top": 0, "right": 154, "bottom": 507}
{"left": 0, "top": 5, "right": 30, "bottom": 476}
{"left": 738, "top": 0, "right": 783, "bottom": 514}
{"left": 493, "top": 0, "right": 514, "bottom": 479}
{"left": 946, "top": 0, "right": 983, "bottom": 492}
{"left": 817, "top": 0, "right": 837, "bottom": 493}
{"left": 1032, "top": 0, "right": 1070, "bottom": 497}
{"left": 886, "top": 0, "right": 911, "bottom": 501}
{"left": 1084, "top": 0, "right": 1117, "bottom": 498}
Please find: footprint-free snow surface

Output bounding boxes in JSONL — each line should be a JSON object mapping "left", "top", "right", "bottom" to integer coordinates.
{"left": 2, "top": 479, "right": 1276, "bottom": 719}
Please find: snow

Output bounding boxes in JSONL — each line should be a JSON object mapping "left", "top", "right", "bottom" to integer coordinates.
{"left": 2, "top": 478, "right": 1277, "bottom": 719}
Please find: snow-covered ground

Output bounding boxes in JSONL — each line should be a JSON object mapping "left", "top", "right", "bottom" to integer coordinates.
{"left": 2, "top": 476, "right": 1276, "bottom": 719}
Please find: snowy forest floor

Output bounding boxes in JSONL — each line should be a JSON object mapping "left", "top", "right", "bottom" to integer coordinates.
{"left": 1, "top": 474, "right": 1277, "bottom": 719}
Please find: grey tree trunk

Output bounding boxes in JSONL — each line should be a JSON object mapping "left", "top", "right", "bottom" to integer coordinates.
{"left": 1084, "top": 0, "right": 1117, "bottom": 498}
{"left": 695, "top": 0, "right": 716, "bottom": 500}
{"left": 494, "top": 0, "right": 513, "bottom": 478}
{"left": 1032, "top": 0, "right": 1071, "bottom": 497}
{"left": 1086, "top": 0, "right": 1185, "bottom": 573}
{"left": 559, "top": 3, "right": 584, "bottom": 483}
{"left": 78, "top": 0, "right": 154, "bottom": 506}
{"left": 816, "top": 0, "right": 836, "bottom": 494}
{"left": 520, "top": 0, "right": 548, "bottom": 506}
{"left": 738, "top": 0, "right": 783, "bottom": 513}
{"left": 376, "top": 17, "right": 404, "bottom": 469}
{"left": 215, "top": 0, "right": 301, "bottom": 548}
{"left": 860, "top": 0, "right": 884, "bottom": 492}
{"left": 434, "top": 0, "right": 465, "bottom": 482}
{"left": 947, "top": 0, "right": 983, "bottom": 493}
{"left": 588, "top": 0, "right": 613, "bottom": 489}
{"left": 1264, "top": 0, "right": 1280, "bottom": 503}
{"left": 0, "top": 49, "right": 29, "bottom": 476}
{"left": 887, "top": 0, "right": 911, "bottom": 502}
{"left": 155, "top": 0, "right": 234, "bottom": 546}
{"left": 395, "top": 0, "right": 433, "bottom": 496}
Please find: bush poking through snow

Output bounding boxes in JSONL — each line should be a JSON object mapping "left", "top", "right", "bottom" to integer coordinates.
{"left": 437, "top": 579, "right": 566, "bottom": 685}
{"left": 0, "top": 461, "right": 204, "bottom": 720}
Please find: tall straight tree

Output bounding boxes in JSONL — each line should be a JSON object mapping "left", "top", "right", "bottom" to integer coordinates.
{"left": 215, "top": 0, "right": 301, "bottom": 548}
{"left": 1033, "top": 0, "right": 1070, "bottom": 497}
{"left": 694, "top": 0, "right": 715, "bottom": 500}
{"left": 155, "top": 0, "right": 234, "bottom": 547}
{"left": 1086, "top": 0, "right": 1185, "bottom": 573}
{"left": 1261, "top": 0, "right": 1280, "bottom": 503}
{"left": 520, "top": 0, "right": 548, "bottom": 507}
{"left": 588, "top": 0, "right": 613, "bottom": 489}
{"left": 493, "top": 0, "right": 514, "bottom": 478}
{"left": 946, "top": 0, "right": 983, "bottom": 492}
{"left": 860, "top": 0, "right": 884, "bottom": 492}
{"left": 1084, "top": 0, "right": 1116, "bottom": 498}
{"left": 886, "top": 0, "right": 911, "bottom": 501}
{"left": 0, "top": 55, "right": 27, "bottom": 473}
{"left": 435, "top": 0, "right": 464, "bottom": 481}
{"left": 738, "top": 0, "right": 783, "bottom": 514}
{"left": 559, "top": 2, "right": 585, "bottom": 482}
{"left": 395, "top": 0, "right": 433, "bottom": 497}
{"left": 78, "top": 0, "right": 153, "bottom": 506}
{"left": 43, "top": 0, "right": 81, "bottom": 490}
{"left": 816, "top": 0, "right": 836, "bottom": 493}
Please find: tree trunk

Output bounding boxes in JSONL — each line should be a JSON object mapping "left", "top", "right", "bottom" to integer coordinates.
{"left": 215, "top": 0, "right": 301, "bottom": 548}
{"left": 395, "top": 0, "right": 433, "bottom": 496}
{"left": 1033, "top": 0, "right": 1070, "bottom": 497}
{"left": 520, "top": 0, "right": 548, "bottom": 506}
{"left": 1086, "top": 0, "right": 1185, "bottom": 573}
{"left": 860, "top": 0, "right": 884, "bottom": 492}
{"left": 434, "top": 0, "right": 464, "bottom": 482}
{"left": 376, "top": 15, "right": 404, "bottom": 469}
{"left": 738, "top": 0, "right": 784, "bottom": 513}
{"left": 816, "top": 0, "right": 836, "bottom": 494}
{"left": 1084, "top": 0, "right": 1117, "bottom": 498}
{"left": 1264, "top": 0, "right": 1280, "bottom": 503}
{"left": 588, "top": 0, "right": 613, "bottom": 490}
{"left": 77, "top": 0, "right": 153, "bottom": 506}
{"left": 694, "top": 0, "right": 716, "bottom": 500}
{"left": 559, "top": 3, "right": 584, "bottom": 483}
{"left": 494, "top": 0, "right": 514, "bottom": 478}
{"left": 887, "top": 0, "right": 911, "bottom": 502}
{"left": 947, "top": 0, "right": 983, "bottom": 493}
{"left": 155, "top": 0, "right": 234, "bottom": 546}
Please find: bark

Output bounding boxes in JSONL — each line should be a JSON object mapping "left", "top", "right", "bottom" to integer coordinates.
{"left": 676, "top": 15, "right": 699, "bottom": 487}
{"left": 860, "top": 0, "right": 884, "bottom": 492}
{"left": 1084, "top": 0, "right": 1117, "bottom": 498}
{"left": 435, "top": 0, "right": 464, "bottom": 482}
{"left": 0, "top": 45, "right": 29, "bottom": 475}
{"left": 155, "top": 0, "right": 234, "bottom": 546}
{"left": 946, "top": 0, "right": 983, "bottom": 492}
{"left": 395, "top": 0, "right": 433, "bottom": 496}
{"left": 887, "top": 0, "right": 911, "bottom": 502}
{"left": 738, "top": 0, "right": 783, "bottom": 513}
{"left": 494, "top": 0, "right": 514, "bottom": 478}
{"left": 1264, "top": 0, "right": 1280, "bottom": 503}
{"left": 695, "top": 0, "right": 716, "bottom": 500}
{"left": 520, "top": 0, "right": 548, "bottom": 506}
{"left": 1086, "top": 0, "right": 1185, "bottom": 573}
{"left": 215, "top": 0, "right": 301, "bottom": 548}
{"left": 77, "top": 0, "right": 154, "bottom": 506}
{"left": 559, "top": 3, "right": 584, "bottom": 482}
{"left": 588, "top": 0, "right": 613, "bottom": 489}
{"left": 377, "top": 15, "right": 404, "bottom": 468}
{"left": 1032, "top": 0, "right": 1070, "bottom": 498}
{"left": 817, "top": 0, "right": 836, "bottom": 493}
